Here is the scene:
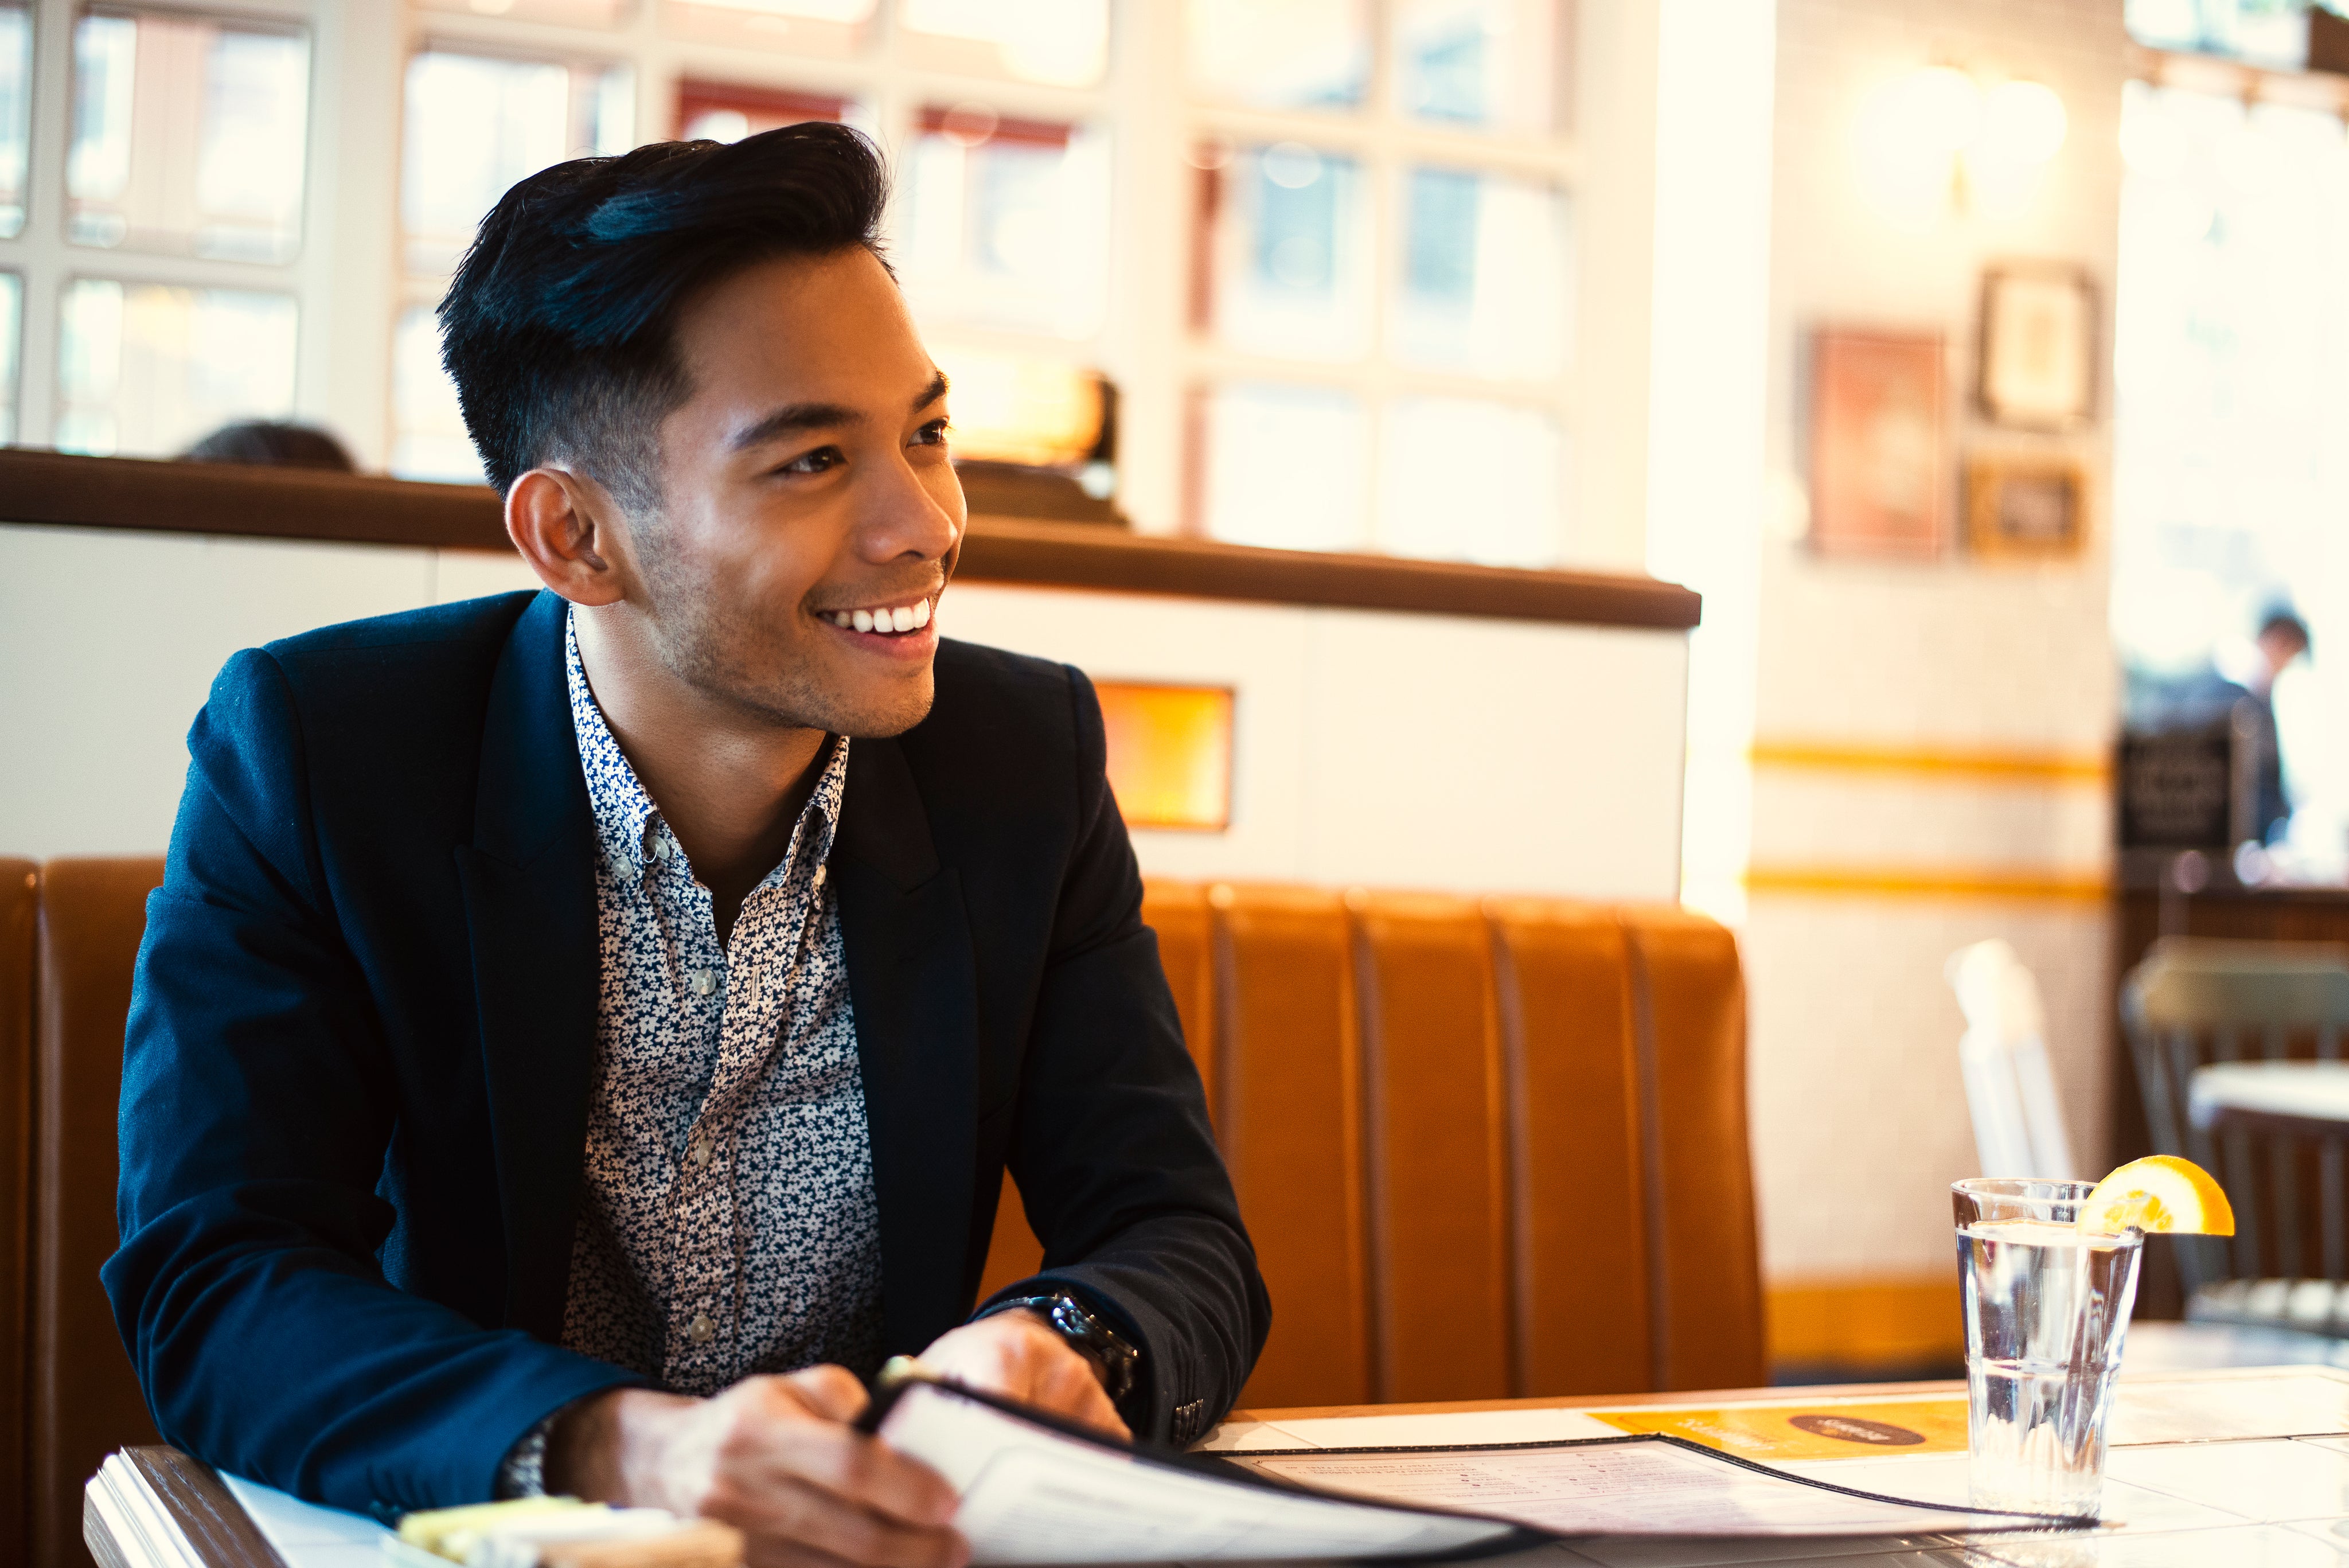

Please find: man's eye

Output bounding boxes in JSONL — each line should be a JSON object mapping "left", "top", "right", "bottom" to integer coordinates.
{"left": 780, "top": 446, "right": 844, "bottom": 475}
{"left": 912, "top": 419, "right": 950, "bottom": 447}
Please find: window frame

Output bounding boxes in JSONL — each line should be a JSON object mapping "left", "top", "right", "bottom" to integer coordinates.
{"left": 0, "top": 0, "right": 333, "bottom": 456}
{"left": 1, "top": 0, "right": 1664, "bottom": 573}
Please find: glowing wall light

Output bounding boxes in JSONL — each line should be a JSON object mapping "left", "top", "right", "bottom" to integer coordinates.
{"left": 1096, "top": 682, "right": 1235, "bottom": 831}
{"left": 1855, "top": 65, "right": 2068, "bottom": 228}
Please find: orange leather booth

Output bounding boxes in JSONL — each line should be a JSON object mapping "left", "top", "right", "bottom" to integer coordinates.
{"left": 0, "top": 861, "right": 1759, "bottom": 1568}
{"left": 977, "top": 883, "right": 1763, "bottom": 1409}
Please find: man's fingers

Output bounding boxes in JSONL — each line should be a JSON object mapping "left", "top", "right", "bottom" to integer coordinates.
{"left": 714, "top": 1476, "right": 966, "bottom": 1568}
{"left": 779, "top": 1363, "right": 871, "bottom": 1425}
{"left": 739, "top": 1411, "right": 962, "bottom": 1529}
{"left": 1041, "top": 1363, "right": 1129, "bottom": 1440}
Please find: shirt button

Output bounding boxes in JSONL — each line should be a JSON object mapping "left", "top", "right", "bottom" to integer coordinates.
{"left": 688, "top": 1313, "right": 715, "bottom": 1345}
{"left": 688, "top": 1132, "right": 712, "bottom": 1169}
{"left": 688, "top": 968, "right": 717, "bottom": 997}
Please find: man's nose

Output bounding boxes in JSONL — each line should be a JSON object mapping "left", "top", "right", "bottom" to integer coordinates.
{"left": 858, "top": 452, "right": 963, "bottom": 565}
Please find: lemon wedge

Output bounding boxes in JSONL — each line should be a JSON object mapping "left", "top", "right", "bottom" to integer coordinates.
{"left": 2076, "top": 1154, "right": 2235, "bottom": 1238}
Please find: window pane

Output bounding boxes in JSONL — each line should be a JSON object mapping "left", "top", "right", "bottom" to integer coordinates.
{"left": 664, "top": 0, "right": 873, "bottom": 56}
{"left": 1391, "top": 166, "right": 1570, "bottom": 379}
{"left": 55, "top": 279, "right": 298, "bottom": 457}
{"left": 67, "top": 9, "right": 311, "bottom": 262}
{"left": 417, "top": 0, "right": 631, "bottom": 24}
{"left": 899, "top": 0, "right": 1109, "bottom": 88}
{"left": 0, "top": 5, "right": 27, "bottom": 238}
{"left": 676, "top": 80, "right": 853, "bottom": 141}
{"left": 401, "top": 50, "right": 633, "bottom": 276}
{"left": 1205, "top": 142, "right": 1371, "bottom": 361}
{"left": 390, "top": 303, "right": 484, "bottom": 483}
{"left": 1378, "top": 396, "right": 1563, "bottom": 567}
{"left": 1199, "top": 383, "right": 1369, "bottom": 551}
{"left": 0, "top": 271, "right": 19, "bottom": 442}
{"left": 1187, "top": 0, "right": 1368, "bottom": 111}
{"left": 899, "top": 110, "right": 1109, "bottom": 339}
{"left": 1395, "top": 0, "right": 1560, "bottom": 132}
{"left": 928, "top": 345, "right": 1106, "bottom": 467}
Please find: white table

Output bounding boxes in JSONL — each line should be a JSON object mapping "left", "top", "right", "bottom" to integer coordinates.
{"left": 90, "top": 1365, "right": 2349, "bottom": 1568}
{"left": 2191, "top": 1060, "right": 2349, "bottom": 1139}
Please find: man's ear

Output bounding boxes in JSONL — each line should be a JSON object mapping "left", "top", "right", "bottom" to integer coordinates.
{"left": 506, "top": 467, "right": 629, "bottom": 607}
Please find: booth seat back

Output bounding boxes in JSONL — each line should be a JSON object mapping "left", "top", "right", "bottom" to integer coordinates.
{"left": 0, "top": 861, "right": 1761, "bottom": 1568}
{"left": 978, "top": 882, "right": 1765, "bottom": 1410}
{"left": 6, "top": 859, "right": 169, "bottom": 1568}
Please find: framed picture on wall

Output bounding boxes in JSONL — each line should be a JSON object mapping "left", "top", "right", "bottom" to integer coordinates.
{"left": 1979, "top": 265, "right": 2096, "bottom": 430}
{"left": 1809, "top": 328, "right": 1947, "bottom": 559}
{"left": 1966, "top": 454, "right": 2087, "bottom": 558}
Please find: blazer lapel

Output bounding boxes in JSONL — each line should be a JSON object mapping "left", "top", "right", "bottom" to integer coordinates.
{"left": 834, "top": 735, "right": 981, "bottom": 1356}
{"left": 452, "top": 590, "right": 600, "bottom": 1341}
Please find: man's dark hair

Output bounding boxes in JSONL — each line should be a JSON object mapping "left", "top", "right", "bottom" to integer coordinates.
{"left": 438, "top": 122, "right": 890, "bottom": 508}
{"left": 2260, "top": 610, "right": 2312, "bottom": 653}
{"left": 180, "top": 419, "right": 357, "bottom": 472}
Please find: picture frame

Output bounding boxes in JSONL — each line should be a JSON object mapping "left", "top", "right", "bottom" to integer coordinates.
{"left": 1979, "top": 265, "right": 2096, "bottom": 430}
{"left": 1809, "top": 328, "right": 1948, "bottom": 559}
{"left": 1966, "top": 454, "right": 2087, "bottom": 559}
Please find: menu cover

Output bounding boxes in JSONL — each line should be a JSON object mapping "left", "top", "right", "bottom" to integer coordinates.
{"left": 866, "top": 1371, "right": 2081, "bottom": 1564}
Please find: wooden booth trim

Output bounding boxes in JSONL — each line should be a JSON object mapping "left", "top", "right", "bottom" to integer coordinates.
{"left": 0, "top": 449, "right": 1702, "bottom": 631}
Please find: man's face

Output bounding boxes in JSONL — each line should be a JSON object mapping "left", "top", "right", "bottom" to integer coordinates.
{"left": 616, "top": 247, "right": 963, "bottom": 738}
{"left": 2260, "top": 627, "right": 2309, "bottom": 682}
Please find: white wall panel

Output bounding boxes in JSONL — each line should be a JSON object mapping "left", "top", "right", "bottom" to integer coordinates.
{"left": 0, "top": 524, "right": 436, "bottom": 857}
{"left": 0, "top": 529, "right": 1689, "bottom": 903}
{"left": 1743, "top": 897, "right": 2113, "bottom": 1280}
{"left": 1750, "top": 771, "right": 2110, "bottom": 874}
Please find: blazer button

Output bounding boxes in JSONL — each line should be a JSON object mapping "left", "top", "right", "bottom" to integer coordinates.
{"left": 688, "top": 968, "right": 718, "bottom": 997}
{"left": 688, "top": 1313, "right": 715, "bottom": 1345}
{"left": 688, "top": 1132, "right": 712, "bottom": 1169}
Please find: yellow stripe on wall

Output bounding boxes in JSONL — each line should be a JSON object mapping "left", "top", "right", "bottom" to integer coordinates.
{"left": 1767, "top": 1276, "right": 1965, "bottom": 1371}
{"left": 1744, "top": 865, "right": 2111, "bottom": 903}
{"left": 1749, "top": 740, "right": 2109, "bottom": 785}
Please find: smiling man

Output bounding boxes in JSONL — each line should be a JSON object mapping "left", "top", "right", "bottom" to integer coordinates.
{"left": 108, "top": 125, "right": 1267, "bottom": 1565}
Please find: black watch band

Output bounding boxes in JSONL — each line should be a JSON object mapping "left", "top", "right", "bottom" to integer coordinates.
{"left": 980, "top": 1290, "right": 1139, "bottom": 1402}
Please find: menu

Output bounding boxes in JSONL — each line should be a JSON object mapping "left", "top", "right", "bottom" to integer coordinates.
{"left": 869, "top": 1373, "right": 2080, "bottom": 1564}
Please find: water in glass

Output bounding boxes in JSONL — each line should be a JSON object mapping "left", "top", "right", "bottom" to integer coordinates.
{"left": 1954, "top": 1184, "right": 2143, "bottom": 1518}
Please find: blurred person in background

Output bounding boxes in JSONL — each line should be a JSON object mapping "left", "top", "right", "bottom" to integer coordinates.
{"left": 2231, "top": 610, "right": 2312, "bottom": 845}
{"left": 179, "top": 419, "right": 358, "bottom": 471}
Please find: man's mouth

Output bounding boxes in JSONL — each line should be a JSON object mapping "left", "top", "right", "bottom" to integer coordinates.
{"left": 821, "top": 596, "right": 934, "bottom": 636}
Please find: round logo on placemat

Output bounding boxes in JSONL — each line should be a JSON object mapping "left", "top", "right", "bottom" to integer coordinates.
{"left": 1786, "top": 1414, "right": 1927, "bottom": 1446}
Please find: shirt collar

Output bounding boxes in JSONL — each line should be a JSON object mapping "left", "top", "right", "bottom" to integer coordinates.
{"left": 564, "top": 607, "right": 850, "bottom": 888}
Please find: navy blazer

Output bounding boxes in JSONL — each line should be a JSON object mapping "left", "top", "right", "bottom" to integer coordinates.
{"left": 107, "top": 589, "right": 1267, "bottom": 1513}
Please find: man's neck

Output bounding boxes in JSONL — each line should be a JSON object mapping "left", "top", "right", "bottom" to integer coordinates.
{"left": 574, "top": 608, "right": 829, "bottom": 945}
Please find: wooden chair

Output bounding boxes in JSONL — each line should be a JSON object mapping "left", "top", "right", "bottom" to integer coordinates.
{"left": 2122, "top": 937, "right": 2349, "bottom": 1332}
{"left": 1948, "top": 938, "right": 2079, "bottom": 1179}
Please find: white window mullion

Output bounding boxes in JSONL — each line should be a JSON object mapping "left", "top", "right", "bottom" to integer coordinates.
{"left": 13, "top": 0, "right": 78, "bottom": 446}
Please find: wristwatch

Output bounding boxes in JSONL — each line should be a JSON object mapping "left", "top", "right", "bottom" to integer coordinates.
{"left": 981, "top": 1290, "right": 1140, "bottom": 1402}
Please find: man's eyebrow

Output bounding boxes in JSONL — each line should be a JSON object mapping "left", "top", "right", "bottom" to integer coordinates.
{"left": 729, "top": 401, "right": 863, "bottom": 453}
{"left": 728, "top": 373, "right": 951, "bottom": 453}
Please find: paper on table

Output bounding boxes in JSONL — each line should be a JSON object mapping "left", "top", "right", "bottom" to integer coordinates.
{"left": 1580, "top": 1398, "right": 1970, "bottom": 1461}
{"left": 1224, "top": 1444, "right": 2049, "bottom": 1540}
{"left": 878, "top": 1375, "right": 2075, "bottom": 1558}
{"left": 875, "top": 1380, "right": 1523, "bottom": 1564}
{"left": 2108, "top": 1370, "right": 2349, "bottom": 1446}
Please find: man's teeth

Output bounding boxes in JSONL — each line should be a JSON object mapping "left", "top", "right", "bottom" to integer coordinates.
{"left": 830, "top": 600, "right": 931, "bottom": 634}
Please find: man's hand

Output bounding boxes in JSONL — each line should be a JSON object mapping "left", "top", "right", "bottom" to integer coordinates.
{"left": 917, "top": 1310, "right": 1130, "bottom": 1441}
{"left": 546, "top": 1366, "right": 966, "bottom": 1568}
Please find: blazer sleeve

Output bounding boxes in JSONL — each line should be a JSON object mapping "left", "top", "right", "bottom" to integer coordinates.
{"left": 105, "top": 649, "right": 643, "bottom": 1512}
{"left": 980, "top": 667, "right": 1271, "bottom": 1444}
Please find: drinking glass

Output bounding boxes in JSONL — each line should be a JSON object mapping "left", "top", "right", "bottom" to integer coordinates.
{"left": 1952, "top": 1178, "right": 2145, "bottom": 1518}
